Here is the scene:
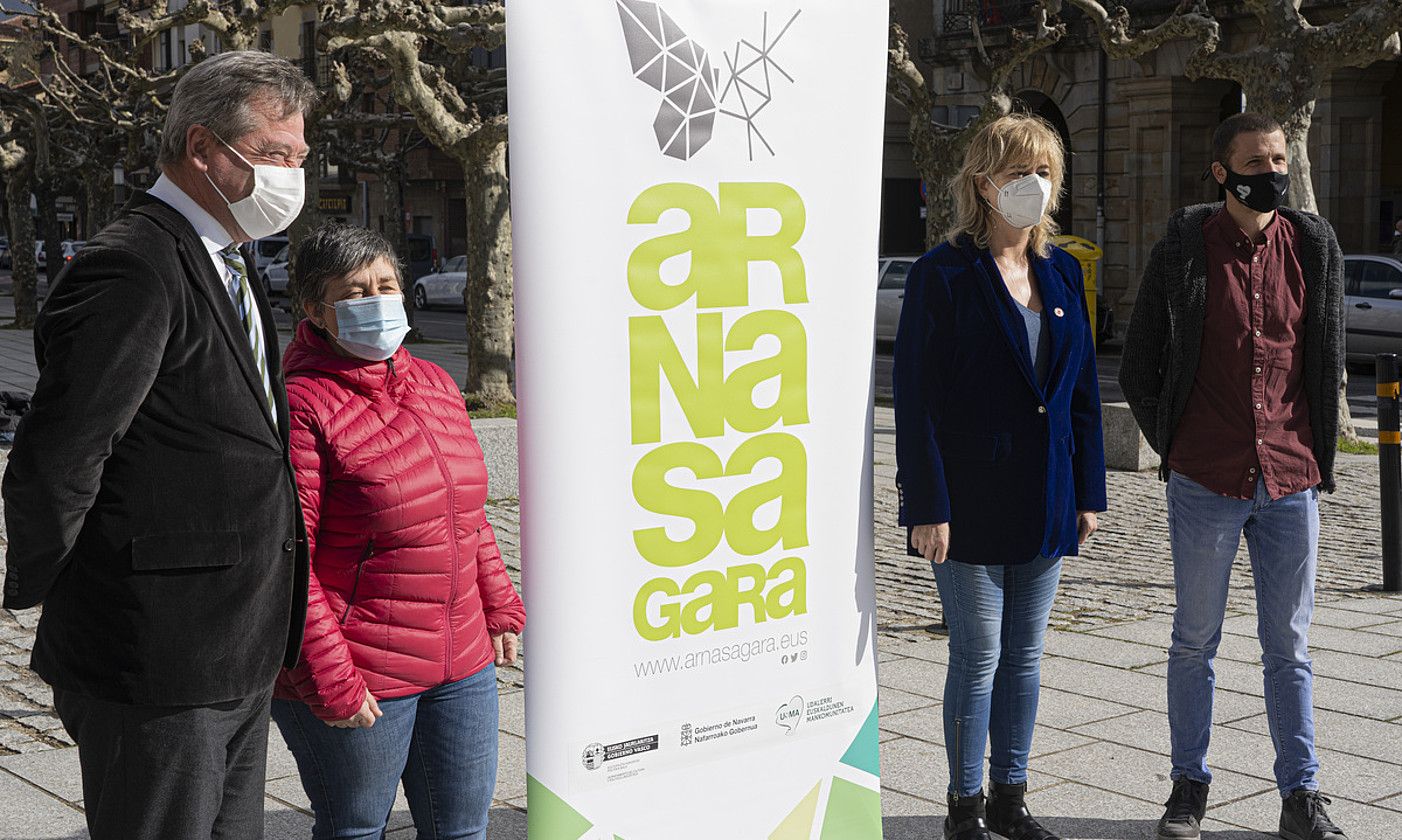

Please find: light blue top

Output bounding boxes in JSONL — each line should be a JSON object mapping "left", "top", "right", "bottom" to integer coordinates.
{"left": 1014, "top": 298, "right": 1051, "bottom": 388}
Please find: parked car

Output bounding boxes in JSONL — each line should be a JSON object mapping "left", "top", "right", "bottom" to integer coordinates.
{"left": 263, "top": 244, "right": 291, "bottom": 296}
{"left": 405, "top": 233, "right": 437, "bottom": 282}
{"left": 60, "top": 240, "right": 85, "bottom": 266}
{"left": 874, "top": 256, "right": 918, "bottom": 347}
{"left": 250, "top": 234, "right": 289, "bottom": 280}
{"left": 412, "top": 254, "right": 467, "bottom": 310}
{"left": 1344, "top": 254, "right": 1402, "bottom": 366}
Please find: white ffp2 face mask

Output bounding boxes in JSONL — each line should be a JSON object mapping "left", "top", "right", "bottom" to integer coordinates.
{"left": 205, "top": 133, "right": 305, "bottom": 241}
{"left": 987, "top": 173, "right": 1053, "bottom": 229}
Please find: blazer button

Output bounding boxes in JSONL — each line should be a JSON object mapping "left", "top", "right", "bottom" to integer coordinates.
{"left": 283, "top": 539, "right": 295, "bottom": 552}
{"left": 1037, "top": 406, "right": 1047, "bottom": 414}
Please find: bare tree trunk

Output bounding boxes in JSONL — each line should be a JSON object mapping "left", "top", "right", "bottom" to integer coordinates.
{"left": 82, "top": 162, "right": 115, "bottom": 237}
{"left": 282, "top": 146, "right": 326, "bottom": 326}
{"left": 380, "top": 167, "right": 423, "bottom": 338}
{"left": 7, "top": 161, "right": 38, "bottom": 330}
{"left": 288, "top": 147, "right": 324, "bottom": 266}
{"left": 32, "top": 179, "right": 60, "bottom": 327}
{"left": 462, "top": 135, "right": 513, "bottom": 409}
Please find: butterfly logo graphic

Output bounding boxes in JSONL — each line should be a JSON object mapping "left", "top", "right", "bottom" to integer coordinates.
{"left": 617, "top": 0, "right": 801, "bottom": 161}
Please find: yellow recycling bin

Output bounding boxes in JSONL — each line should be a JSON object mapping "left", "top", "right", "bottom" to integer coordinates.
{"left": 1051, "top": 234, "right": 1103, "bottom": 345}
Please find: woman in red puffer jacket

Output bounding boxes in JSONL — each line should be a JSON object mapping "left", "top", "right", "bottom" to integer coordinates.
{"left": 270, "top": 224, "right": 524, "bottom": 840}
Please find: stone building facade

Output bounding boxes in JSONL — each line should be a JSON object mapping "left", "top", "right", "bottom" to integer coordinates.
{"left": 886, "top": 0, "right": 1402, "bottom": 338}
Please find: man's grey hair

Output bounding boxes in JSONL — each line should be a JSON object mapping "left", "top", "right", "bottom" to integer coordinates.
{"left": 291, "top": 223, "right": 404, "bottom": 315}
{"left": 158, "top": 51, "right": 319, "bottom": 168}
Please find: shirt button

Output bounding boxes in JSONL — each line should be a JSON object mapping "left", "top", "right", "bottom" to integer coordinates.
{"left": 1253, "top": 256, "right": 1259, "bottom": 263}
{"left": 1255, "top": 403, "right": 1263, "bottom": 409}
{"left": 283, "top": 539, "right": 295, "bottom": 552}
{"left": 1249, "top": 467, "right": 1257, "bottom": 474}
{"left": 1253, "top": 292, "right": 1261, "bottom": 300}
{"left": 1254, "top": 330, "right": 1262, "bottom": 337}
{"left": 1037, "top": 406, "right": 1047, "bottom": 415}
{"left": 1255, "top": 366, "right": 1262, "bottom": 374}
{"left": 1257, "top": 438, "right": 1264, "bottom": 445}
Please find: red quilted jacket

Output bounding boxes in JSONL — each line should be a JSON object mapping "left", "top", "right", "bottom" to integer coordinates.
{"left": 274, "top": 321, "right": 525, "bottom": 721}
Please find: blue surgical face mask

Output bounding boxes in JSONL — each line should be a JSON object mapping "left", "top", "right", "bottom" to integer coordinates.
{"left": 324, "top": 294, "right": 410, "bottom": 361}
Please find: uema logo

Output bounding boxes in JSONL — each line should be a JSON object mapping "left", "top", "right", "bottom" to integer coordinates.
{"left": 616, "top": 0, "right": 801, "bottom": 161}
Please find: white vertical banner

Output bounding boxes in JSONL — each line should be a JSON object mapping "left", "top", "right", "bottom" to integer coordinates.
{"left": 510, "top": 2, "right": 888, "bottom": 837}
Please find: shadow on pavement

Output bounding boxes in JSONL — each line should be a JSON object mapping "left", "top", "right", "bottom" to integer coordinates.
{"left": 882, "top": 815, "right": 1273, "bottom": 839}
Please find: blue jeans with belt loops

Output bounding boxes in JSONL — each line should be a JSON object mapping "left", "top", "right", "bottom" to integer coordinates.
{"left": 931, "top": 554, "right": 1062, "bottom": 797}
{"left": 271, "top": 663, "right": 499, "bottom": 840}
{"left": 1165, "top": 471, "right": 1320, "bottom": 795}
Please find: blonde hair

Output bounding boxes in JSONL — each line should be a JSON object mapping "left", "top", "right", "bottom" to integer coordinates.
{"left": 946, "top": 113, "right": 1066, "bottom": 258}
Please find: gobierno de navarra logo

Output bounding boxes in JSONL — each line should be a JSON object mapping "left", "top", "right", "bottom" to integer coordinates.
{"left": 617, "top": 0, "right": 801, "bottom": 161}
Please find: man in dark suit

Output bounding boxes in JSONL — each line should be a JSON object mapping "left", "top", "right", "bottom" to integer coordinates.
{"left": 2, "top": 51, "right": 315, "bottom": 840}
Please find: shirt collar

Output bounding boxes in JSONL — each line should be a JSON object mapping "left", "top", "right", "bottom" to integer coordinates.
{"left": 146, "top": 173, "right": 236, "bottom": 257}
{"left": 1208, "top": 205, "right": 1278, "bottom": 250}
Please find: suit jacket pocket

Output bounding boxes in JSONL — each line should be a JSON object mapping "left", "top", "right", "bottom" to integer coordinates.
{"left": 938, "top": 431, "right": 1011, "bottom": 463}
{"left": 130, "top": 531, "right": 242, "bottom": 571}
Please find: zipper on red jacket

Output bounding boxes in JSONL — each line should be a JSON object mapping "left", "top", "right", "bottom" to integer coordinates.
{"left": 340, "top": 539, "right": 373, "bottom": 625}
{"left": 404, "top": 409, "right": 461, "bottom": 682}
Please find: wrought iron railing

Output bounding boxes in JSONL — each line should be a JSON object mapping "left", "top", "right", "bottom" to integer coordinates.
{"left": 941, "top": 0, "right": 1043, "bottom": 33}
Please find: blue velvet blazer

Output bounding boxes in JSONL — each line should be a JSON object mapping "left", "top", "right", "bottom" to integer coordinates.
{"left": 893, "top": 236, "right": 1108, "bottom": 565}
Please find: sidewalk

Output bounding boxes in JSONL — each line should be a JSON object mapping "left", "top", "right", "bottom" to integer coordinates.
{"left": 1, "top": 316, "right": 1400, "bottom": 836}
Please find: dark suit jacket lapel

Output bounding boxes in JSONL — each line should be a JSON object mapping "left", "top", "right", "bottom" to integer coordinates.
{"left": 128, "top": 193, "right": 280, "bottom": 441}
{"left": 958, "top": 239, "right": 1041, "bottom": 396}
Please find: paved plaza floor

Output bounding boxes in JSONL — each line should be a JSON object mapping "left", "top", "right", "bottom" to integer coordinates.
{"left": 0, "top": 297, "right": 1398, "bottom": 837}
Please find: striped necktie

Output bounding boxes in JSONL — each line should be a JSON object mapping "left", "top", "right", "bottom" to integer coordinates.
{"left": 219, "top": 246, "right": 276, "bottom": 419}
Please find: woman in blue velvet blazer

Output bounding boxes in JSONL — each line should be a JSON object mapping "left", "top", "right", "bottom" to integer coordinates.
{"left": 893, "top": 114, "right": 1108, "bottom": 840}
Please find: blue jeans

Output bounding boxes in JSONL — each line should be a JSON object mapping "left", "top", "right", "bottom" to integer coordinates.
{"left": 1166, "top": 472, "right": 1319, "bottom": 795}
{"left": 270, "top": 664, "right": 499, "bottom": 840}
{"left": 931, "top": 555, "right": 1062, "bottom": 797}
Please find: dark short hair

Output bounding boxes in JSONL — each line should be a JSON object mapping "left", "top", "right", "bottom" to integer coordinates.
{"left": 1213, "top": 112, "right": 1283, "bottom": 167}
{"left": 290, "top": 223, "right": 403, "bottom": 314}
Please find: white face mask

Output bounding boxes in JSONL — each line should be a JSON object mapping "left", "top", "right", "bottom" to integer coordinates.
{"left": 987, "top": 173, "right": 1053, "bottom": 229}
{"left": 204, "top": 133, "right": 305, "bottom": 241}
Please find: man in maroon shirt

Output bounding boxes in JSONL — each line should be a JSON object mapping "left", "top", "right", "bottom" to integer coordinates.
{"left": 1120, "top": 113, "right": 1347, "bottom": 840}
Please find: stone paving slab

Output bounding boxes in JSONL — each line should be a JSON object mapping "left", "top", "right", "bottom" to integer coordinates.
{"left": 0, "top": 770, "right": 87, "bottom": 840}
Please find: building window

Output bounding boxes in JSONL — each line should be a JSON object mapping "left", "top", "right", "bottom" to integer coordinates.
{"left": 159, "top": 29, "right": 172, "bottom": 71}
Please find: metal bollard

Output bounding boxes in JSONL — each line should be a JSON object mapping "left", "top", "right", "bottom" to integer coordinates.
{"left": 1376, "top": 354, "right": 1402, "bottom": 592}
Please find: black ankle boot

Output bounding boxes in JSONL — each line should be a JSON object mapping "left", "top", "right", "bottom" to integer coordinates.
{"left": 945, "top": 791, "right": 992, "bottom": 840}
{"left": 987, "top": 781, "right": 1060, "bottom": 840}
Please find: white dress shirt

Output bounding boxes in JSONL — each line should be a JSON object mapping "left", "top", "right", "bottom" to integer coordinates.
{"left": 146, "top": 174, "right": 272, "bottom": 413}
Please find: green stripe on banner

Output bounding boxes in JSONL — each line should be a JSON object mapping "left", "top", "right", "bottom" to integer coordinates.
{"left": 819, "top": 777, "right": 882, "bottom": 840}
{"left": 838, "top": 701, "right": 881, "bottom": 777}
{"left": 526, "top": 774, "right": 593, "bottom": 840}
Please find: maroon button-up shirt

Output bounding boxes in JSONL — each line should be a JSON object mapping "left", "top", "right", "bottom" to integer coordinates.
{"left": 1166, "top": 209, "right": 1320, "bottom": 500}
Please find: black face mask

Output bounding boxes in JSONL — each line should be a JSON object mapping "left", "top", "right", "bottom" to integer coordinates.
{"left": 1222, "top": 167, "right": 1290, "bottom": 213}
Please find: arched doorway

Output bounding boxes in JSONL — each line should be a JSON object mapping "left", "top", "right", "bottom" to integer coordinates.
{"left": 1015, "top": 90, "right": 1074, "bottom": 235}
